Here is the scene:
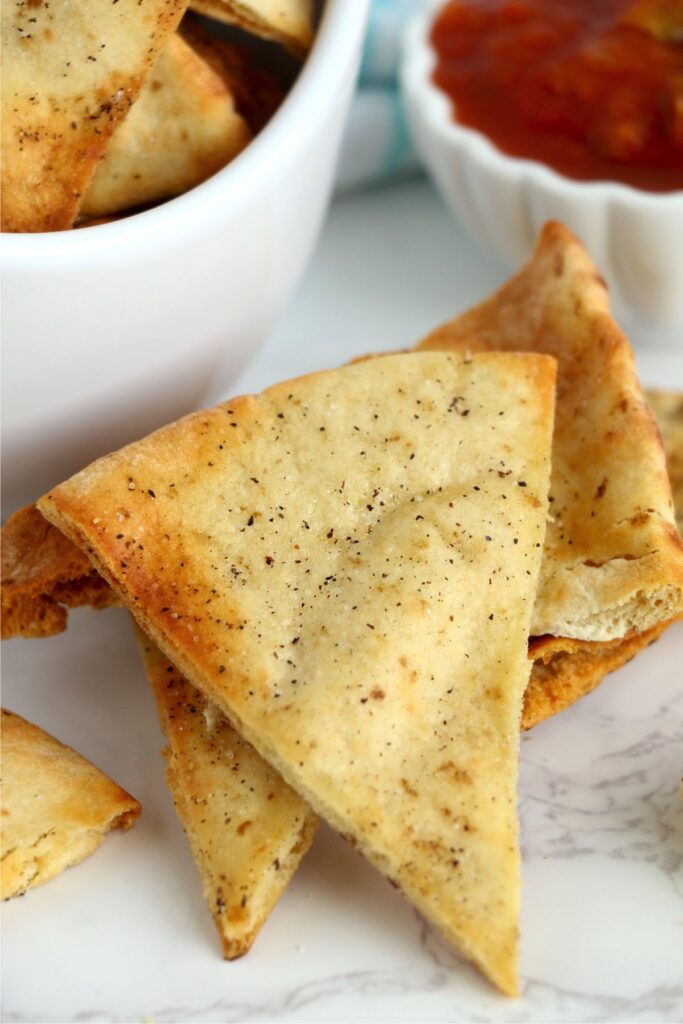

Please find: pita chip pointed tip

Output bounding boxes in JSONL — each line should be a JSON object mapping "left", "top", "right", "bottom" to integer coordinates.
{"left": 38, "top": 351, "right": 557, "bottom": 995}
{"left": 136, "top": 629, "right": 317, "bottom": 960}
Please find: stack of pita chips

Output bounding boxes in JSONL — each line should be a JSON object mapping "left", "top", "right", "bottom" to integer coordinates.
{"left": 35, "top": 350, "right": 557, "bottom": 994}
{"left": 1, "top": 0, "right": 313, "bottom": 230}
{"left": 3, "top": 224, "right": 682, "bottom": 996}
{"left": 419, "top": 222, "right": 683, "bottom": 729}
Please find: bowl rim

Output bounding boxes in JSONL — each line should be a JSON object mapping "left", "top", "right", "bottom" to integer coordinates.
{"left": 1, "top": 0, "right": 370, "bottom": 255}
{"left": 401, "top": 1, "right": 683, "bottom": 211}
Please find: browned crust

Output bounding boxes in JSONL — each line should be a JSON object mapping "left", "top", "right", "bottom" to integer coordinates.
{"left": 522, "top": 621, "right": 671, "bottom": 729}
{"left": 1, "top": 505, "right": 118, "bottom": 639}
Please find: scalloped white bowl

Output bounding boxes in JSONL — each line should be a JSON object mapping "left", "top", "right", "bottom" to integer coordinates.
{"left": 1, "top": 0, "right": 369, "bottom": 517}
{"left": 401, "top": 4, "right": 683, "bottom": 328}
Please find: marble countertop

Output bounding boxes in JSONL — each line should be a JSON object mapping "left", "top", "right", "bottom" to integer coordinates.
{"left": 3, "top": 181, "right": 683, "bottom": 1023}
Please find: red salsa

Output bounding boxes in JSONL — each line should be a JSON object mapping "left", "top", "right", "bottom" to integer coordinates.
{"left": 431, "top": 0, "right": 683, "bottom": 192}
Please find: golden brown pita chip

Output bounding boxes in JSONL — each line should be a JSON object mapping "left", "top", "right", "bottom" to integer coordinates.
{"left": 188, "top": 0, "right": 314, "bottom": 57}
{"left": 646, "top": 389, "right": 683, "bottom": 535}
{"left": 1, "top": 0, "right": 187, "bottom": 232}
{"left": 138, "top": 633, "right": 317, "bottom": 958}
{"left": 521, "top": 621, "right": 671, "bottom": 730}
{"left": 1, "top": 708, "right": 140, "bottom": 900}
{"left": 39, "top": 351, "right": 557, "bottom": 994}
{"left": 1, "top": 506, "right": 117, "bottom": 640}
{"left": 81, "top": 33, "right": 251, "bottom": 219}
{"left": 418, "top": 222, "right": 683, "bottom": 642}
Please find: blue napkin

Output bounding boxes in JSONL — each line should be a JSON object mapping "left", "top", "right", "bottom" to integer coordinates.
{"left": 336, "top": 0, "right": 428, "bottom": 191}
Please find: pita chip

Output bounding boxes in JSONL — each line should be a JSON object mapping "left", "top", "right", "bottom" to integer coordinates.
{"left": 418, "top": 222, "right": 683, "bottom": 643}
{"left": 417, "top": 226, "right": 683, "bottom": 728}
{"left": 39, "top": 351, "right": 556, "bottom": 994}
{"left": 1, "top": 0, "right": 188, "bottom": 232}
{"left": 81, "top": 33, "right": 252, "bottom": 220}
{"left": 1, "top": 505, "right": 117, "bottom": 640}
{"left": 646, "top": 390, "right": 683, "bottom": 536}
{"left": 138, "top": 633, "right": 317, "bottom": 958}
{"left": 188, "top": 0, "right": 314, "bottom": 57}
{"left": 1, "top": 709, "right": 140, "bottom": 900}
{"left": 421, "top": 223, "right": 683, "bottom": 643}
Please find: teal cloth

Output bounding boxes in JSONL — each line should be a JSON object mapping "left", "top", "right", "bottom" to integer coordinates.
{"left": 336, "top": 0, "right": 427, "bottom": 191}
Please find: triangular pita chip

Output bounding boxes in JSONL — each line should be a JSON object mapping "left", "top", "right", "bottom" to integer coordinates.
{"left": 1, "top": 505, "right": 117, "bottom": 640}
{"left": 81, "top": 33, "right": 251, "bottom": 219}
{"left": 646, "top": 390, "right": 683, "bottom": 535}
{"left": 137, "top": 631, "right": 317, "bottom": 958}
{"left": 418, "top": 222, "right": 683, "bottom": 642}
{"left": 1, "top": 709, "right": 140, "bottom": 900}
{"left": 188, "top": 0, "right": 314, "bottom": 57}
{"left": 1, "top": 0, "right": 188, "bottom": 231}
{"left": 39, "top": 351, "right": 556, "bottom": 994}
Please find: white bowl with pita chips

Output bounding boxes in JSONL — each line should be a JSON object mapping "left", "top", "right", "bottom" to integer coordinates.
{"left": 0, "top": 0, "right": 369, "bottom": 516}
{"left": 400, "top": 3, "right": 683, "bottom": 328}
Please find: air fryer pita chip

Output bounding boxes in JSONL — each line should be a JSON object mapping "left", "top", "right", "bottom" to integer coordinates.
{"left": 81, "top": 33, "right": 251, "bottom": 219}
{"left": 1, "top": 0, "right": 188, "bottom": 231}
{"left": 39, "top": 351, "right": 556, "bottom": 994}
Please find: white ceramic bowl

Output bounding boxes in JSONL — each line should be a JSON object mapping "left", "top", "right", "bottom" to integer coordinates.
{"left": 401, "top": 3, "right": 683, "bottom": 329}
{"left": 1, "top": 0, "right": 369, "bottom": 516}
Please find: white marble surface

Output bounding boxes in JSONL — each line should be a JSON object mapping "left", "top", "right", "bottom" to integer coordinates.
{"left": 3, "top": 181, "right": 683, "bottom": 1023}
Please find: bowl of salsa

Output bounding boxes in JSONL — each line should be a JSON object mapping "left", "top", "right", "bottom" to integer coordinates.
{"left": 401, "top": 0, "right": 683, "bottom": 325}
